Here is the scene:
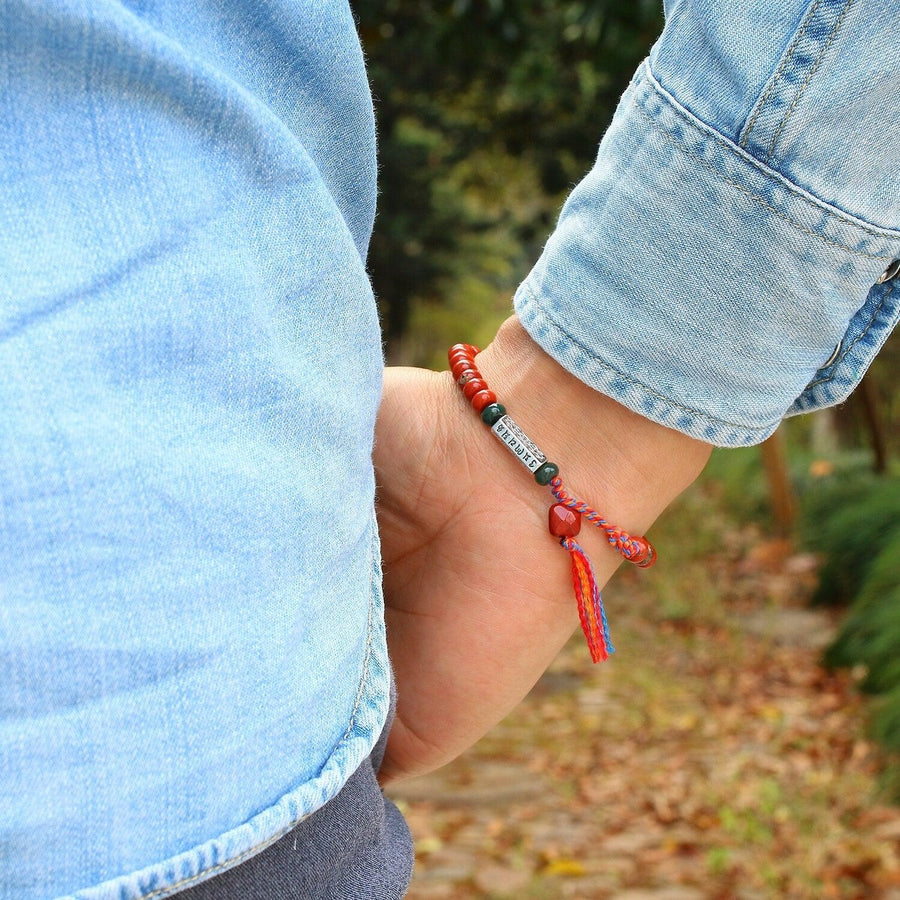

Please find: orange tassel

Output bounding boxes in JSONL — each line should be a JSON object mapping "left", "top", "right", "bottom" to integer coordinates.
{"left": 562, "top": 537, "right": 613, "bottom": 663}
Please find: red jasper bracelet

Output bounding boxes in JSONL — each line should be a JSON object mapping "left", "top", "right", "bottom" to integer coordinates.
{"left": 448, "top": 342, "right": 656, "bottom": 663}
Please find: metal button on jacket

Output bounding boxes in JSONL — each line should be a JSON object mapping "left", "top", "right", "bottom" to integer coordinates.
{"left": 877, "top": 259, "right": 900, "bottom": 284}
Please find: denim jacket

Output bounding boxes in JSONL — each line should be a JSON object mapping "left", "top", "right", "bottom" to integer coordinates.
{"left": 1, "top": 3, "right": 389, "bottom": 898}
{"left": 1, "top": 2, "right": 897, "bottom": 899}
{"left": 517, "top": 0, "right": 900, "bottom": 446}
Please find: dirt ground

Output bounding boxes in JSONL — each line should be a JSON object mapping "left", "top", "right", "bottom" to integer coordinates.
{"left": 386, "top": 491, "right": 900, "bottom": 900}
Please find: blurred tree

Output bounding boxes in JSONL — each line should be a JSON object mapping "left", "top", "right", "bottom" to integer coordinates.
{"left": 355, "top": 0, "right": 664, "bottom": 360}
{"left": 836, "top": 334, "right": 899, "bottom": 466}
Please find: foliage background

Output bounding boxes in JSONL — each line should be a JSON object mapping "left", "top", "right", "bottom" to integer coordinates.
{"left": 356, "top": 0, "right": 664, "bottom": 363}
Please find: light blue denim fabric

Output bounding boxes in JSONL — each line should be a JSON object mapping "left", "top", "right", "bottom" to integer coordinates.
{"left": 516, "top": 0, "right": 900, "bottom": 446}
{"left": 0, "top": 2, "right": 390, "bottom": 898}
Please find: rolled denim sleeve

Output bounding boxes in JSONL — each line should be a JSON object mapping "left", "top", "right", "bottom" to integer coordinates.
{"left": 514, "top": 0, "right": 900, "bottom": 447}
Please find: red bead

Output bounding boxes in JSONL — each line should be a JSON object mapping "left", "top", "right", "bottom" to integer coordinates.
{"left": 457, "top": 369, "right": 480, "bottom": 385}
{"left": 632, "top": 540, "right": 656, "bottom": 568}
{"left": 449, "top": 348, "right": 474, "bottom": 364}
{"left": 549, "top": 503, "right": 581, "bottom": 537}
{"left": 471, "top": 389, "right": 497, "bottom": 412}
{"left": 462, "top": 378, "right": 487, "bottom": 400}
{"left": 449, "top": 343, "right": 480, "bottom": 360}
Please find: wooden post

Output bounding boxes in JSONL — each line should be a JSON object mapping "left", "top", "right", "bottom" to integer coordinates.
{"left": 760, "top": 428, "right": 796, "bottom": 537}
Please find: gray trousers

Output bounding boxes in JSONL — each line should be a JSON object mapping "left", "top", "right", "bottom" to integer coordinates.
{"left": 177, "top": 689, "right": 413, "bottom": 900}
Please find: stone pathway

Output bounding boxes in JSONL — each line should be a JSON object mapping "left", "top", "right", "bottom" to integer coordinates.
{"left": 386, "top": 504, "right": 900, "bottom": 899}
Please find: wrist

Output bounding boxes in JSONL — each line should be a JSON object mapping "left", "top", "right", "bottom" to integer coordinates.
{"left": 465, "top": 315, "right": 711, "bottom": 535}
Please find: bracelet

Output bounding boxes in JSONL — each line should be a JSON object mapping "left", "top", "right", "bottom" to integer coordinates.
{"left": 448, "top": 343, "right": 656, "bottom": 663}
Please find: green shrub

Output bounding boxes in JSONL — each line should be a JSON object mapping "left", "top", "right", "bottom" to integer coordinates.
{"left": 701, "top": 446, "right": 770, "bottom": 524}
{"left": 808, "top": 476, "right": 900, "bottom": 795}
{"left": 824, "top": 529, "right": 900, "bottom": 694}
{"left": 801, "top": 478, "right": 900, "bottom": 606}
{"left": 871, "top": 686, "right": 900, "bottom": 755}
{"left": 870, "top": 688, "right": 900, "bottom": 801}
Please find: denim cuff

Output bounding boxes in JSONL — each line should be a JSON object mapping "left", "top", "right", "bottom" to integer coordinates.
{"left": 514, "top": 61, "right": 900, "bottom": 447}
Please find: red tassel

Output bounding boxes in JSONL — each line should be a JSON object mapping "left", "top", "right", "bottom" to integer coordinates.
{"left": 561, "top": 537, "right": 614, "bottom": 663}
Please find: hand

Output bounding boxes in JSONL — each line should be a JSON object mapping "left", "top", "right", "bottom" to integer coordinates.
{"left": 374, "top": 316, "right": 710, "bottom": 783}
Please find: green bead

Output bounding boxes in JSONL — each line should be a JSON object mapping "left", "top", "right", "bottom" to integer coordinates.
{"left": 534, "top": 461, "right": 559, "bottom": 485}
{"left": 481, "top": 403, "right": 506, "bottom": 425}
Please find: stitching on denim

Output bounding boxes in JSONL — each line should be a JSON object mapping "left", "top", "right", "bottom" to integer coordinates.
{"left": 632, "top": 101, "right": 891, "bottom": 262}
{"left": 805, "top": 280, "right": 895, "bottom": 388}
{"left": 764, "top": 0, "right": 855, "bottom": 164}
{"left": 740, "top": 0, "right": 822, "bottom": 149}
{"left": 642, "top": 63, "right": 900, "bottom": 243}
{"left": 336, "top": 530, "right": 377, "bottom": 750}
{"left": 130, "top": 529, "right": 381, "bottom": 900}
{"left": 139, "top": 816, "right": 311, "bottom": 900}
{"left": 518, "top": 284, "right": 773, "bottom": 434}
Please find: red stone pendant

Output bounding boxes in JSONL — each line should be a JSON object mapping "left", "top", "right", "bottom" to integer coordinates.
{"left": 548, "top": 503, "right": 581, "bottom": 537}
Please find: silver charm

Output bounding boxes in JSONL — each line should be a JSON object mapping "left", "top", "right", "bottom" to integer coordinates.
{"left": 491, "top": 415, "right": 547, "bottom": 473}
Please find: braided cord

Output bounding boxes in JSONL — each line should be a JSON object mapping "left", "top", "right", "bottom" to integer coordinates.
{"left": 550, "top": 476, "right": 651, "bottom": 564}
